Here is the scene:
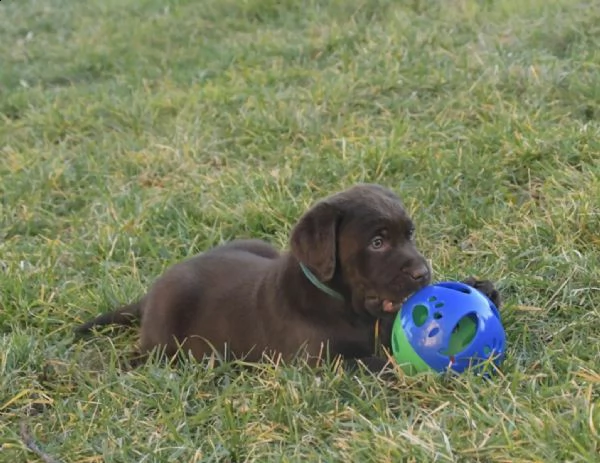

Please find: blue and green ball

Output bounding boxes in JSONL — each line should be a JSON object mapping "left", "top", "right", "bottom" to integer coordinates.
{"left": 391, "top": 281, "right": 506, "bottom": 375}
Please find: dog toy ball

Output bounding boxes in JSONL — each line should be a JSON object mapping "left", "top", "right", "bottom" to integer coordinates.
{"left": 391, "top": 281, "right": 506, "bottom": 375}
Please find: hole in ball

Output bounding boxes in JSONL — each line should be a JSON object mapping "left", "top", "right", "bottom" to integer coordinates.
{"left": 436, "top": 282, "right": 472, "bottom": 294}
{"left": 412, "top": 304, "right": 428, "bottom": 327}
{"left": 435, "top": 302, "right": 444, "bottom": 308}
{"left": 428, "top": 327, "right": 440, "bottom": 337}
{"left": 442, "top": 312, "right": 478, "bottom": 357}
{"left": 428, "top": 296, "right": 437, "bottom": 302}
{"left": 433, "top": 312, "right": 443, "bottom": 320}
{"left": 489, "top": 301, "right": 501, "bottom": 320}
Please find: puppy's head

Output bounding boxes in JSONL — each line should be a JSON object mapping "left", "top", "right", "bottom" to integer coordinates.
{"left": 290, "top": 184, "right": 431, "bottom": 319}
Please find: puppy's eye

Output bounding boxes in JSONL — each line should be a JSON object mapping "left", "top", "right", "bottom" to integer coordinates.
{"left": 370, "top": 236, "right": 385, "bottom": 250}
{"left": 408, "top": 227, "right": 416, "bottom": 240}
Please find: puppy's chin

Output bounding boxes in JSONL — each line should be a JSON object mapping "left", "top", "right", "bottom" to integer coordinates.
{"left": 362, "top": 287, "right": 425, "bottom": 318}
{"left": 362, "top": 296, "right": 401, "bottom": 319}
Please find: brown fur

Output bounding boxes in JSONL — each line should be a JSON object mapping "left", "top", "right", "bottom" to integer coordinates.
{"left": 75, "top": 184, "right": 500, "bottom": 373}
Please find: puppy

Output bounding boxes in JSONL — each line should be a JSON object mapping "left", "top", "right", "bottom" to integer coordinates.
{"left": 75, "top": 183, "right": 500, "bottom": 373}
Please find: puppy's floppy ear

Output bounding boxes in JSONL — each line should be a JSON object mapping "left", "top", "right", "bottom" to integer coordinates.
{"left": 290, "top": 201, "right": 340, "bottom": 282}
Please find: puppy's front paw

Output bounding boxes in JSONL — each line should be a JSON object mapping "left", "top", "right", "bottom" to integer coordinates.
{"left": 462, "top": 277, "right": 502, "bottom": 309}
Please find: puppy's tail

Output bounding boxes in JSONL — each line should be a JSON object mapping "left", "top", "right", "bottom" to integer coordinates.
{"left": 74, "top": 300, "right": 142, "bottom": 336}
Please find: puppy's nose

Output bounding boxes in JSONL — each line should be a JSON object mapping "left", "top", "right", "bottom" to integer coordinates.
{"left": 405, "top": 264, "right": 430, "bottom": 282}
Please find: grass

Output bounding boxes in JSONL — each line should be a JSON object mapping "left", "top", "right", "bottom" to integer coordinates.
{"left": 1, "top": 0, "right": 599, "bottom": 461}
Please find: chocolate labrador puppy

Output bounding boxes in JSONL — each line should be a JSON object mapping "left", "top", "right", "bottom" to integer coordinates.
{"left": 75, "top": 183, "right": 500, "bottom": 373}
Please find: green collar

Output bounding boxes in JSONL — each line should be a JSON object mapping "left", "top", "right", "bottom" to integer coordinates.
{"left": 299, "top": 262, "right": 344, "bottom": 302}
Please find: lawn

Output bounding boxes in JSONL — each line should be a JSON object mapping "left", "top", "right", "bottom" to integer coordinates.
{"left": 1, "top": 0, "right": 599, "bottom": 461}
